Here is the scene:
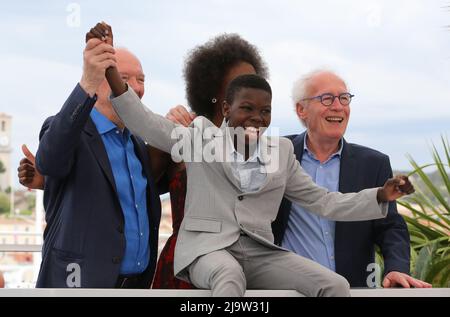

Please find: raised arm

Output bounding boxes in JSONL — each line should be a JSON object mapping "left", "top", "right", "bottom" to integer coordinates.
{"left": 86, "top": 22, "right": 194, "bottom": 156}
{"left": 86, "top": 22, "right": 127, "bottom": 97}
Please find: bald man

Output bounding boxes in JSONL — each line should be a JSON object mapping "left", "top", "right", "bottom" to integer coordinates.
{"left": 33, "top": 40, "right": 162, "bottom": 288}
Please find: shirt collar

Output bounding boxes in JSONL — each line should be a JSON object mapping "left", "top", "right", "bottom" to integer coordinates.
{"left": 224, "top": 119, "right": 263, "bottom": 163}
{"left": 90, "top": 108, "right": 120, "bottom": 135}
{"left": 303, "top": 133, "right": 343, "bottom": 161}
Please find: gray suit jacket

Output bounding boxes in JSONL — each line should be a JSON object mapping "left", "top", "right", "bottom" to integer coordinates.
{"left": 111, "top": 87, "right": 388, "bottom": 280}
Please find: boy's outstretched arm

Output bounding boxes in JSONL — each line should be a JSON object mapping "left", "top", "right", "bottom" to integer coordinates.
{"left": 283, "top": 143, "right": 414, "bottom": 222}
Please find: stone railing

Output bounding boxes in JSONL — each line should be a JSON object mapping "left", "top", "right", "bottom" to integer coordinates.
{"left": 0, "top": 288, "right": 449, "bottom": 297}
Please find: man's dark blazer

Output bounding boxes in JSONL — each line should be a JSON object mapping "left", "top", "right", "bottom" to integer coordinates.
{"left": 273, "top": 132, "right": 410, "bottom": 287}
{"left": 35, "top": 84, "right": 162, "bottom": 288}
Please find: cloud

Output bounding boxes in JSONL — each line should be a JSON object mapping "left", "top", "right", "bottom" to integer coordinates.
{"left": 1, "top": 0, "right": 449, "bottom": 187}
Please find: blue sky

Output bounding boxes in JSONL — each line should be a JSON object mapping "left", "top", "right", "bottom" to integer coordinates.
{"left": 1, "top": 0, "right": 450, "bottom": 187}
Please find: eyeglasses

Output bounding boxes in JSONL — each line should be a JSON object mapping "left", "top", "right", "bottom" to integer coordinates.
{"left": 301, "top": 93, "right": 355, "bottom": 107}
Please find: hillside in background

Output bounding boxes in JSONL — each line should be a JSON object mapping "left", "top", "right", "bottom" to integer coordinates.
{"left": 394, "top": 169, "right": 450, "bottom": 206}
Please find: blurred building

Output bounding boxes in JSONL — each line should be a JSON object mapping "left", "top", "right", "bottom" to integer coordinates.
{"left": 0, "top": 216, "right": 37, "bottom": 252}
{"left": 0, "top": 113, "right": 12, "bottom": 192}
{"left": 0, "top": 215, "right": 37, "bottom": 288}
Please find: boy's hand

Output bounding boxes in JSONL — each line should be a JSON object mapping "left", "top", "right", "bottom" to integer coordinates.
{"left": 18, "top": 144, "right": 45, "bottom": 190}
{"left": 85, "top": 21, "right": 126, "bottom": 97}
{"left": 86, "top": 22, "right": 113, "bottom": 46}
{"left": 166, "top": 105, "right": 196, "bottom": 127}
{"left": 79, "top": 38, "right": 116, "bottom": 97}
{"left": 377, "top": 175, "right": 415, "bottom": 202}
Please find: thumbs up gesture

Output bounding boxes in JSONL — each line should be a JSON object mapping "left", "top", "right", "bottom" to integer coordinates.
{"left": 17, "top": 144, "right": 45, "bottom": 190}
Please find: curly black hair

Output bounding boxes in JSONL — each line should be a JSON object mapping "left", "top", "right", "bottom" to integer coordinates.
{"left": 225, "top": 74, "right": 272, "bottom": 105}
{"left": 183, "top": 33, "right": 269, "bottom": 119}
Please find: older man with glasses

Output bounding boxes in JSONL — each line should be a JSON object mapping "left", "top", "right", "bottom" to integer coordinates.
{"left": 273, "top": 70, "right": 431, "bottom": 289}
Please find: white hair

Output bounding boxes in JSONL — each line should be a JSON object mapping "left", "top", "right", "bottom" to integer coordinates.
{"left": 291, "top": 68, "right": 348, "bottom": 126}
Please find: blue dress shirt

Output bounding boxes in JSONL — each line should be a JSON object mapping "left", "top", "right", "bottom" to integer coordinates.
{"left": 90, "top": 108, "right": 150, "bottom": 275}
{"left": 282, "top": 134, "right": 343, "bottom": 271}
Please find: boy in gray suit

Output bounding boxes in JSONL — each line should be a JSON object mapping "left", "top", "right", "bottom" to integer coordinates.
{"left": 110, "top": 74, "right": 413, "bottom": 297}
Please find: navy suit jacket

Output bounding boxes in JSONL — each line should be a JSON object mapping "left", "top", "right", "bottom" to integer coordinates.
{"left": 35, "top": 85, "right": 162, "bottom": 288}
{"left": 273, "top": 132, "right": 410, "bottom": 287}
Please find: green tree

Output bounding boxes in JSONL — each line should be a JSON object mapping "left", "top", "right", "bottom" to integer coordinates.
{"left": 0, "top": 160, "right": 5, "bottom": 174}
{"left": 398, "top": 136, "right": 450, "bottom": 287}
{"left": 0, "top": 192, "right": 10, "bottom": 215}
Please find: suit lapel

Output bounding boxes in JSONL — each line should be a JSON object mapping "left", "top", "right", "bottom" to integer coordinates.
{"left": 222, "top": 162, "right": 243, "bottom": 191}
{"left": 255, "top": 135, "right": 277, "bottom": 191}
{"left": 293, "top": 132, "right": 306, "bottom": 162}
{"left": 84, "top": 119, "right": 119, "bottom": 197}
{"left": 218, "top": 123, "right": 246, "bottom": 191}
{"left": 338, "top": 140, "right": 358, "bottom": 193}
{"left": 335, "top": 140, "right": 357, "bottom": 274}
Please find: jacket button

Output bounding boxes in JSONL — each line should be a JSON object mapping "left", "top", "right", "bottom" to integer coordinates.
{"left": 238, "top": 195, "right": 244, "bottom": 201}
{"left": 112, "top": 257, "right": 121, "bottom": 264}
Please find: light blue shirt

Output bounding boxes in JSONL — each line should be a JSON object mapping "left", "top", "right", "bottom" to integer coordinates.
{"left": 90, "top": 108, "right": 150, "bottom": 275}
{"left": 282, "top": 134, "right": 343, "bottom": 271}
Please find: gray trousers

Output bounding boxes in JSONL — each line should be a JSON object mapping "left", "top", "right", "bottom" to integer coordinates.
{"left": 188, "top": 235, "right": 350, "bottom": 297}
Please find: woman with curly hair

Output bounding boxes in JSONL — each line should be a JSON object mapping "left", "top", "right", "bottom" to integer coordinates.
{"left": 152, "top": 33, "right": 269, "bottom": 289}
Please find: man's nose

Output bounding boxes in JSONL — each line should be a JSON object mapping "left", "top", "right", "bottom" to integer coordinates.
{"left": 329, "top": 97, "right": 344, "bottom": 110}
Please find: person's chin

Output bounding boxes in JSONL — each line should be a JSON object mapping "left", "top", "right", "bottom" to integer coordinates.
{"left": 323, "top": 126, "right": 346, "bottom": 137}
{"left": 325, "top": 133, "right": 344, "bottom": 142}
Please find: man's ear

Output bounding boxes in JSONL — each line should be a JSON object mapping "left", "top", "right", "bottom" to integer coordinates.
{"left": 222, "top": 101, "right": 231, "bottom": 119}
{"left": 296, "top": 102, "right": 307, "bottom": 121}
